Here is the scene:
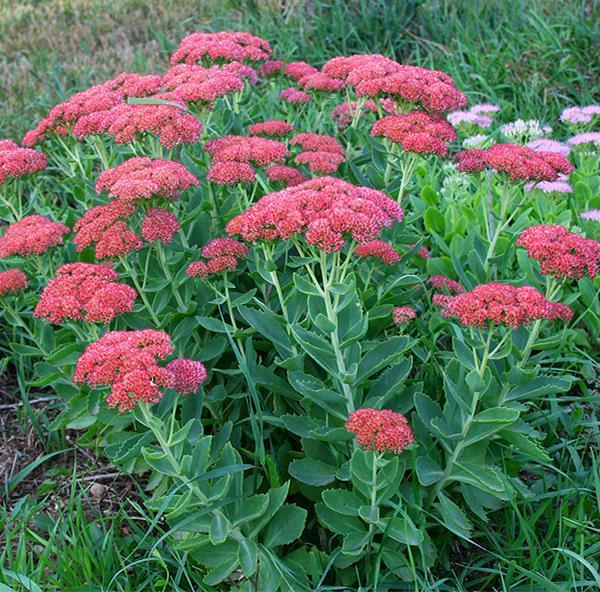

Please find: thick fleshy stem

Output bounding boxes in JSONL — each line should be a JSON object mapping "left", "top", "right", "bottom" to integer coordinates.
{"left": 120, "top": 256, "right": 162, "bottom": 327}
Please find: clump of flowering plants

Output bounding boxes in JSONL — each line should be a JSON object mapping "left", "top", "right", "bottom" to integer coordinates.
{"left": 1, "top": 28, "right": 599, "bottom": 590}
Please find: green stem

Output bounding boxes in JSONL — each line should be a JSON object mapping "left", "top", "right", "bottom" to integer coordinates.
{"left": 156, "top": 242, "right": 185, "bottom": 308}
{"left": 120, "top": 257, "right": 162, "bottom": 327}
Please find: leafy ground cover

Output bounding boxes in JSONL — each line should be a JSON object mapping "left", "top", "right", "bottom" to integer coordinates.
{"left": 0, "top": 1, "right": 599, "bottom": 591}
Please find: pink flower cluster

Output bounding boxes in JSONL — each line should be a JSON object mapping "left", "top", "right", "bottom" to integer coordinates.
{"left": 226, "top": 176, "right": 403, "bottom": 253}
{"left": 527, "top": 139, "right": 571, "bottom": 157}
{"left": 354, "top": 240, "right": 399, "bottom": 264}
{"left": 567, "top": 133, "right": 600, "bottom": 148}
{"left": 141, "top": 208, "right": 180, "bottom": 244}
{"left": 0, "top": 141, "right": 47, "bottom": 184}
{"left": 74, "top": 329, "right": 206, "bottom": 412}
{"left": 285, "top": 61, "right": 318, "bottom": 80}
{"left": 560, "top": 105, "right": 600, "bottom": 125}
{"left": 392, "top": 306, "right": 416, "bottom": 324}
{"left": 0, "top": 215, "right": 69, "bottom": 258}
{"left": 447, "top": 106, "right": 495, "bottom": 129}
{"left": 96, "top": 157, "right": 199, "bottom": 202}
{"left": 331, "top": 100, "right": 381, "bottom": 129}
{"left": 170, "top": 31, "right": 272, "bottom": 65}
{"left": 371, "top": 111, "right": 457, "bottom": 157}
{"left": 259, "top": 60, "right": 284, "bottom": 77}
{"left": 187, "top": 237, "right": 249, "bottom": 279}
{"left": 345, "top": 408, "right": 414, "bottom": 454}
{"left": 22, "top": 74, "right": 163, "bottom": 146}
{"left": 517, "top": 225, "right": 600, "bottom": 280}
{"left": 205, "top": 135, "right": 289, "bottom": 185}
{"left": 279, "top": 87, "right": 312, "bottom": 104}
{"left": 454, "top": 143, "right": 573, "bottom": 182}
{"left": 73, "top": 102, "right": 202, "bottom": 149}
{"left": 73, "top": 201, "right": 142, "bottom": 259}
{"left": 0, "top": 269, "right": 28, "bottom": 297}
{"left": 34, "top": 263, "right": 136, "bottom": 324}
{"left": 161, "top": 64, "right": 245, "bottom": 105}
{"left": 248, "top": 120, "right": 295, "bottom": 137}
{"left": 165, "top": 358, "right": 208, "bottom": 394}
{"left": 322, "top": 55, "right": 467, "bottom": 112}
{"left": 439, "top": 283, "right": 573, "bottom": 328}
{"left": 291, "top": 132, "right": 346, "bottom": 174}
{"left": 265, "top": 165, "right": 307, "bottom": 187}
{"left": 297, "top": 72, "right": 344, "bottom": 92}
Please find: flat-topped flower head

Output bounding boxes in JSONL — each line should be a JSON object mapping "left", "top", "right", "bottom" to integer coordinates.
{"left": 527, "top": 139, "right": 570, "bottom": 157}
{"left": 501, "top": 119, "right": 552, "bottom": 141}
{"left": 96, "top": 157, "right": 199, "bottom": 202}
{"left": 447, "top": 108, "right": 493, "bottom": 129}
{"left": 141, "top": 208, "right": 180, "bottom": 244}
{"left": 560, "top": 105, "right": 600, "bottom": 125}
{"left": 170, "top": 31, "right": 272, "bottom": 65}
{"left": 454, "top": 143, "right": 573, "bottom": 182}
{"left": 0, "top": 142, "right": 47, "bottom": 184}
{"left": 0, "top": 269, "right": 28, "bottom": 297}
{"left": 525, "top": 174, "right": 573, "bottom": 194}
{"left": 371, "top": 111, "right": 457, "bottom": 157}
{"left": 34, "top": 262, "right": 136, "bottom": 324}
{"left": 279, "top": 87, "right": 312, "bottom": 103}
{"left": 0, "top": 215, "right": 69, "bottom": 258}
{"left": 259, "top": 60, "right": 284, "bottom": 77}
{"left": 354, "top": 240, "right": 400, "bottom": 264}
{"left": 103, "top": 73, "right": 163, "bottom": 98}
{"left": 322, "top": 55, "right": 466, "bottom": 112}
{"left": 392, "top": 306, "right": 416, "bottom": 325}
{"left": 581, "top": 210, "right": 600, "bottom": 223}
{"left": 187, "top": 238, "right": 249, "bottom": 279}
{"left": 285, "top": 61, "right": 318, "bottom": 80}
{"left": 265, "top": 165, "right": 308, "bottom": 187}
{"left": 73, "top": 102, "right": 202, "bottom": 149}
{"left": 427, "top": 275, "right": 463, "bottom": 294}
{"left": 290, "top": 133, "right": 345, "bottom": 155}
{"left": 205, "top": 135, "right": 289, "bottom": 166}
{"left": 161, "top": 64, "right": 244, "bottom": 105}
{"left": 567, "top": 132, "right": 600, "bottom": 149}
{"left": 207, "top": 161, "right": 256, "bottom": 185}
{"left": 74, "top": 329, "right": 176, "bottom": 412}
{"left": 294, "top": 151, "right": 345, "bottom": 174}
{"left": 517, "top": 225, "right": 600, "bottom": 280}
{"left": 226, "top": 176, "right": 402, "bottom": 253}
{"left": 297, "top": 72, "right": 344, "bottom": 92}
{"left": 345, "top": 408, "right": 414, "bottom": 454}
{"left": 73, "top": 200, "right": 142, "bottom": 260}
{"left": 248, "top": 120, "right": 295, "bottom": 137}
{"left": 439, "top": 282, "right": 573, "bottom": 328}
{"left": 165, "top": 358, "right": 207, "bottom": 394}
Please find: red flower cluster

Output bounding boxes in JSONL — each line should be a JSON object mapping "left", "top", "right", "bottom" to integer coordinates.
{"left": 322, "top": 55, "right": 466, "bottom": 112}
{"left": 517, "top": 225, "right": 600, "bottom": 280}
{"left": 371, "top": 111, "right": 457, "bottom": 157}
{"left": 22, "top": 74, "right": 163, "bottom": 146}
{"left": 428, "top": 275, "right": 463, "bottom": 294}
{"left": 170, "top": 31, "right": 272, "bottom": 65}
{"left": 291, "top": 132, "right": 346, "bottom": 174}
{"left": 161, "top": 64, "right": 244, "bottom": 105}
{"left": 0, "top": 141, "right": 47, "bottom": 184}
{"left": 265, "top": 165, "right": 307, "bottom": 187}
{"left": 354, "top": 240, "right": 400, "bottom": 264}
{"left": 73, "top": 201, "right": 142, "bottom": 259}
{"left": 187, "top": 237, "right": 250, "bottom": 279}
{"left": 74, "top": 330, "right": 175, "bottom": 412}
{"left": 165, "top": 358, "right": 207, "bottom": 394}
{"left": 279, "top": 87, "right": 312, "bottom": 103}
{"left": 297, "top": 72, "right": 344, "bottom": 92}
{"left": 207, "top": 161, "right": 256, "bottom": 185}
{"left": 248, "top": 120, "right": 295, "bottom": 137}
{"left": 408, "top": 244, "right": 430, "bottom": 260}
{"left": 439, "top": 283, "right": 573, "bottom": 328}
{"left": 226, "top": 176, "right": 403, "bottom": 253}
{"left": 96, "top": 157, "right": 199, "bottom": 202}
{"left": 345, "top": 408, "right": 414, "bottom": 454}
{"left": 34, "top": 263, "right": 136, "bottom": 324}
{"left": 205, "top": 135, "right": 289, "bottom": 165}
{"left": 393, "top": 306, "right": 416, "bottom": 324}
{"left": 454, "top": 143, "right": 574, "bottom": 182}
{"left": 73, "top": 102, "right": 202, "bottom": 149}
{"left": 0, "top": 269, "right": 28, "bottom": 297}
{"left": 285, "top": 61, "right": 318, "bottom": 80}
{"left": 96, "top": 157, "right": 200, "bottom": 201}
{"left": 0, "top": 215, "right": 69, "bottom": 258}
{"left": 141, "top": 208, "right": 180, "bottom": 244}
